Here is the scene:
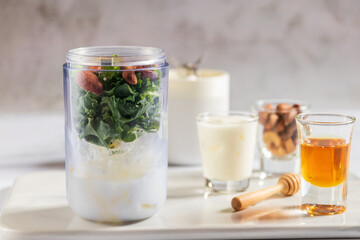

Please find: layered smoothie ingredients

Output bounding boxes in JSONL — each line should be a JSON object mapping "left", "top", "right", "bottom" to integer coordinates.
{"left": 64, "top": 46, "right": 168, "bottom": 222}
{"left": 73, "top": 65, "right": 162, "bottom": 148}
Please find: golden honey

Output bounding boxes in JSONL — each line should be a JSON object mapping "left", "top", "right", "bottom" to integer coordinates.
{"left": 301, "top": 204, "right": 346, "bottom": 216}
{"left": 300, "top": 138, "right": 349, "bottom": 188}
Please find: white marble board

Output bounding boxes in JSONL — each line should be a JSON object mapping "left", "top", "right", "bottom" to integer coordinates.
{"left": 1, "top": 168, "right": 360, "bottom": 240}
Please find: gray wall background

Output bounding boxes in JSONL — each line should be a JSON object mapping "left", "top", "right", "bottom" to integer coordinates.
{"left": 1, "top": 0, "right": 360, "bottom": 113}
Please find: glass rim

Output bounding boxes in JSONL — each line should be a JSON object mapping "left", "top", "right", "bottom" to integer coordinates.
{"left": 252, "top": 99, "right": 310, "bottom": 112}
{"left": 62, "top": 62, "right": 169, "bottom": 71}
{"left": 169, "top": 68, "right": 229, "bottom": 81}
{"left": 296, "top": 113, "right": 356, "bottom": 126}
{"left": 65, "top": 46, "right": 166, "bottom": 66}
{"left": 196, "top": 111, "right": 258, "bottom": 124}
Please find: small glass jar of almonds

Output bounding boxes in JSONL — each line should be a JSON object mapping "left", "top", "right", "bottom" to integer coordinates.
{"left": 252, "top": 99, "right": 310, "bottom": 176}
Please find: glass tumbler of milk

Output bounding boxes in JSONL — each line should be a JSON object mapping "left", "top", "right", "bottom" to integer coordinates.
{"left": 169, "top": 69, "right": 230, "bottom": 165}
{"left": 196, "top": 112, "right": 258, "bottom": 192}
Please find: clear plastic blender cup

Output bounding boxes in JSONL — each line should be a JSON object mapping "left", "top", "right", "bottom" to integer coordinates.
{"left": 63, "top": 46, "right": 169, "bottom": 222}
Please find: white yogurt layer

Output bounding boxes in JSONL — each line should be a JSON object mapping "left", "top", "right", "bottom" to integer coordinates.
{"left": 66, "top": 133, "right": 167, "bottom": 222}
{"left": 67, "top": 167, "right": 167, "bottom": 222}
{"left": 197, "top": 115, "right": 257, "bottom": 181}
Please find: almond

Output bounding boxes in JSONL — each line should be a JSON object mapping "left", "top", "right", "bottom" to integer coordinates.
{"left": 285, "top": 121, "right": 297, "bottom": 137}
{"left": 276, "top": 118, "right": 285, "bottom": 132}
{"left": 284, "top": 107, "right": 298, "bottom": 126}
{"left": 140, "top": 70, "right": 159, "bottom": 81}
{"left": 276, "top": 103, "right": 292, "bottom": 113}
{"left": 88, "top": 66, "right": 102, "bottom": 71}
{"left": 75, "top": 71, "right": 104, "bottom": 95}
{"left": 279, "top": 122, "right": 296, "bottom": 140}
{"left": 264, "top": 113, "right": 279, "bottom": 130}
{"left": 264, "top": 103, "right": 274, "bottom": 110}
{"left": 122, "top": 66, "right": 137, "bottom": 85}
{"left": 139, "top": 64, "right": 158, "bottom": 68}
{"left": 293, "top": 104, "right": 301, "bottom": 112}
{"left": 259, "top": 104, "right": 274, "bottom": 125}
{"left": 122, "top": 71, "right": 137, "bottom": 85}
{"left": 259, "top": 111, "right": 269, "bottom": 125}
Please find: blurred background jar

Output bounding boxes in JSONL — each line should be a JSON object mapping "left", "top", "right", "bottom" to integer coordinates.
{"left": 168, "top": 68, "right": 230, "bottom": 165}
{"left": 252, "top": 99, "right": 310, "bottom": 176}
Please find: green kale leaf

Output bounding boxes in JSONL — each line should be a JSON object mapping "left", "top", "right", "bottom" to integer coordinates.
{"left": 72, "top": 68, "right": 162, "bottom": 148}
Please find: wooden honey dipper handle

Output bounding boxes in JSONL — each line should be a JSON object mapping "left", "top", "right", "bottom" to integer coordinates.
{"left": 231, "top": 173, "right": 301, "bottom": 211}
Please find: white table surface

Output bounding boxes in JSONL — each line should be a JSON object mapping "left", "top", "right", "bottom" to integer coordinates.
{"left": 0, "top": 112, "right": 360, "bottom": 239}
{"left": 1, "top": 169, "right": 360, "bottom": 240}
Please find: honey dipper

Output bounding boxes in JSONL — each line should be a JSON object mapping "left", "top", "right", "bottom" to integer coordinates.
{"left": 231, "top": 173, "right": 301, "bottom": 211}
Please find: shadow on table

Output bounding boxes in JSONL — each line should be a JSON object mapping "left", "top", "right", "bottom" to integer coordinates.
{"left": 231, "top": 205, "right": 308, "bottom": 223}
{"left": 167, "top": 186, "right": 205, "bottom": 198}
{"left": 0, "top": 205, "right": 149, "bottom": 233}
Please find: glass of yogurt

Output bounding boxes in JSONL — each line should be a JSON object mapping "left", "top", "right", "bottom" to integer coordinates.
{"left": 196, "top": 112, "right": 258, "bottom": 192}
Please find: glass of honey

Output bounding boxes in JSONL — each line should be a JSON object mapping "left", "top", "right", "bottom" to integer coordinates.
{"left": 296, "top": 113, "right": 356, "bottom": 215}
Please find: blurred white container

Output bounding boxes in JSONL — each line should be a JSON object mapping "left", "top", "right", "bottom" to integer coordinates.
{"left": 168, "top": 69, "right": 230, "bottom": 165}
